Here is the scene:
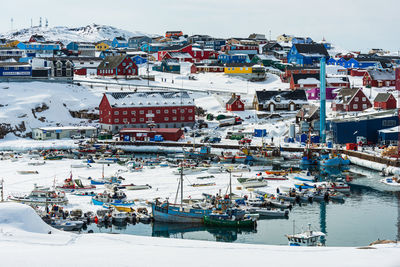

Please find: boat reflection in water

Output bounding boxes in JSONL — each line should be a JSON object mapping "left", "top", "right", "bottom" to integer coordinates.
{"left": 151, "top": 222, "right": 256, "bottom": 242}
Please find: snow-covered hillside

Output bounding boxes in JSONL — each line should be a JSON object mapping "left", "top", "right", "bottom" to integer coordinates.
{"left": 0, "top": 24, "right": 155, "bottom": 44}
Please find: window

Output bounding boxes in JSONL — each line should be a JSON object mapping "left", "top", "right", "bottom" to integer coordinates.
{"left": 100, "top": 111, "right": 102, "bottom": 115}
{"left": 140, "top": 118, "right": 144, "bottom": 122}
{"left": 114, "top": 111, "right": 119, "bottom": 115}
{"left": 115, "top": 119, "right": 119, "bottom": 123}
{"left": 131, "top": 111, "right": 136, "bottom": 115}
{"left": 122, "top": 62, "right": 126, "bottom": 66}
{"left": 140, "top": 110, "right": 144, "bottom": 114}
{"left": 108, "top": 111, "right": 111, "bottom": 115}
{"left": 362, "top": 104, "right": 367, "bottom": 109}
{"left": 355, "top": 97, "right": 359, "bottom": 101}
{"left": 188, "top": 109, "right": 193, "bottom": 113}
{"left": 172, "top": 109, "right": 177, "bottom": 114}
{"left": 188, "top": 116, "right": 193, "bottom": 120}
{"left": 165, "top": 117, "right": 169, "bottom": 121}
{"left": 180, "top": 109, "right": 185, "bottom": 114}
{"left": 123, "top": 118, "right": 127, "bottom": 123}
{"left": 173, "top": 117, "right": 177, "bottom": 121}
{"left": 122, "top": 111, "right": 127, "bottom": 115}
{"left": 131, "top": 118, "right": 136, "bottom": 122}
{"left": 156, "top": 110, "right": 160, "bottom": 114}
{"left": 181, "top": 116, "right": 185, "bottom": 120}
{"left": 353, "top": 104, "right": 358, "bottom": 109}
{"left": 164, "top": 110, "right": 169, "bottom": 114}
{"left": 362, "top": 97, "right": 366, "bottom": 101}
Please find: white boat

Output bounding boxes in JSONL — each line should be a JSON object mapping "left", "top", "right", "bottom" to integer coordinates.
{"left": 380, "top": 177, "right": 400, "bottom": 186}
{"left": 285, "top": 223, "right": 325, "bottom": 246}
{"left": 287, "top": 171, "right": 316, "bottom": 182}
{"left": 50, "top": 219, "right": 83, "bottom": 231}
{"left": 241, "top": 179, "right": 268, "bottom": 189}
{"left": 112, "top": 211, "right": 128, "bottom": 223}
{"left": 124, "top": 184, "right": 152, "bottom": 190}
{"left": 8, "top": 184, "right": 68, "bottom": 205}
{"left": 226, "top": 164, "right": 251, "bottom": 173}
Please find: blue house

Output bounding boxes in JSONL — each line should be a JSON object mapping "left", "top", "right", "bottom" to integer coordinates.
{"left": 131, "top": 55, "right": 147, "bottom": 65}
{"left": 112, "top": 37, "right": 128, "bottom": 48}
{"left": 17, "top": 42, "right": 60, "bottom": 55}
{"left": 327, "top": 57, "right": 383, "bottom": 69}
{"left": 218, "top": 54, "right": 249, "bottom": 64}
{"left": 0, "top": 62, "right": 32, "bottom": 78}
{"left": 140, "top": 43, "right": 169, "bottom": 52}
{"left": 205, "top": 39, "right": 226, "bottom": 50}
{"left": 287, "top": 44, "right": 329, "bottom": 66}
{"left": 128, "top": 36, "right": 152, "bottom": 49}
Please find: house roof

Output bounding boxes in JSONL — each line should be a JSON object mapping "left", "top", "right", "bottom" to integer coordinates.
{"left": 294, "top": 44, "right": 328, "bottom": 57}
{"left": 97, "top": 55, "right": 128, "bottom": 70}
{"left": 292, "top": 73, "right": 320, "bottom": 84}
{"left": 226, "top": 95, "right": 242, "bottom": 105}
{"left": 334, "top": 88, "right": 360, "bottom": 104}
{"left": 105, "top": 91, "right": 193, "bottom": 108}
{"left": 225, "top": 63, "right": 254, "bottom": 67}
{"left": 366, "top": 69, "right": 395, "bottom": 81}
{"left": 0, "top": 62, "right": 31, "bottom": 67}
{"left": 374, "top": 93, "right": 393, "bottom": 102}
{"left": 296, "top": 104, "right": 319, "bottom": 119}
{"left": 255, "top": 90, "right": 308, "bottom": 104}
{"left": 167, "top": 52, "right": 192, "bottom": 59}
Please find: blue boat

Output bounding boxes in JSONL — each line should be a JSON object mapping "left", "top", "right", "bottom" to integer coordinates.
{"left": 92, "top": 198, "right": 134, "bottom": 207}
{"left": 90, "top": 176, "right": 121, "bottom": 185}
{"left": 151, "top": 202, "right": 212, "bottom": 223}
{"left": 294, "top": 183, "right": 315, "bottom": 189}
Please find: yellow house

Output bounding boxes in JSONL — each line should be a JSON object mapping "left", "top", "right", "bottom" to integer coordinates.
{"left": 224, "top": 65, "right": 253, "bottom": 74}
{"left": 0, "top": 40, "right": 20, "bottom": 48}
{"left": 95, "top": 42, "right": 110, "bottom": 51}
{"left": 276, "top": 34, "right": 293, "bottom": 43}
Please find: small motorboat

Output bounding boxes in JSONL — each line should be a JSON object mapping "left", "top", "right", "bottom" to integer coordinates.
{"left": 190, "top": 182, "right": 216, "bottom": 187}
{"left": 380, "top": 177, "right": 400, "bottom": 186}
{"left": 240, "top": 179, "right": 268, "bottom": 189}
{"left": 111, "top": 211, "right": 128, "bottom": 223}
{"left": 207, "top": 166, "right": 226, "bottom": 174}
{"left": 28, "top": 161, "right": 46, "bottom": 166}
{"left": 49, "top": 219, "right": 84, "bottom": 231}
{"left": 8, "top": 184, "right": 68, "bottom": 205}
{"left": 204, "top": 208, "right": 257, "bottom": 229}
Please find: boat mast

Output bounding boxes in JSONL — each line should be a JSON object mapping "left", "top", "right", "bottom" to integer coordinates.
{"left": 0, "top": 179, "right": 3, "bottom": 202}
{"left": 229, "top": 170, "right": 232, "bottom": 205}
{"left": 180, "top": 160, "right": 183, "bottom": 207}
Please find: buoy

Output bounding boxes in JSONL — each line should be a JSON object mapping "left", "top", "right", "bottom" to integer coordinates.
{"left": 94, "top": 216, "right": 98, "bottom": 224}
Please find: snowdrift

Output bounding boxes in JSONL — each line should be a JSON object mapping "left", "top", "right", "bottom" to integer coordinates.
{"left": 0, "top": 202, "right": 52, "bottom": 234}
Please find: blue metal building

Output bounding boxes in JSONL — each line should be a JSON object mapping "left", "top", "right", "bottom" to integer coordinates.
{"left": 0, "top": 62, "right": 32, "bottom": 77}
{"left": 328, "top": 112, "right": 399, "bottom": 144}
{"left": 287, "top": 44, "right": 329, "bottom": 66}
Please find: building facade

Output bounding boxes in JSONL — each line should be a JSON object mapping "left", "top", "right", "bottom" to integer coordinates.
{"left": 99, "top": 92, "right": 196, "bottom": 133}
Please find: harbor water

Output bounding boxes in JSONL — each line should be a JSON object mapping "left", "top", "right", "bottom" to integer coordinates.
{"left": 87, "top": 164, "right": 400, "bottom": 247}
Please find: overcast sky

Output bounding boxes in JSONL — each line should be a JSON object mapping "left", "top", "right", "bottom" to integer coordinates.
{"left": 2, "top": 0, "right": 399, "bottom": 52}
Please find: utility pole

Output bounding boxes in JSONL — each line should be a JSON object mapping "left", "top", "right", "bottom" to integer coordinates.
{"left": 10, "top": 18, "right": 13, "bottom": 31}
{"left": 1, "top": 179, "right": 4, "bottom": 202}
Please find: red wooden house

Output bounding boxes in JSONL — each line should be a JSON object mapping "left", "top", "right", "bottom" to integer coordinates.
{"left": 326, "top": 77, "right": 350, "bottom": 87}
{"left": 158, "top": 45, "right": 218, "bottom": 63}
{"left": 29, "top": 34, "right": 45, "bottom": 43}
{"left": 374, "top": 93, "right": 396, "bottom": 110}
{"left": 363, "top": 69, "right": 396, "bottom": 87}
{"left": 99, "top": 92, "right": 195, "bottom": 133}
{"left": 396, "top": 68, "right": 400, "bottom": 91}
{"left": 290, "top": 73, "right": 320, "bottom": 90}
{"left": 331, "top": 88, "right": 372, "bottom": 112}
{"left": 350, "top": 68, "right": 367, "bottom": 77}
{"left": 226, "top": 93, "right": 245, "bottom": 111}
{"left": 97, "top": 55, "right": 138, "bottom": 77}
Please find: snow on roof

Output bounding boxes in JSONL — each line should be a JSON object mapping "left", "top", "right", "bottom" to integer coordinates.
{"left": 297, "top": 78, "right": 320, "bottom": 85}
{"left": 367, "top": 69, "right": 395, "bottom": 81}
{"left": 168, "top": 52, "right": 192, "bottom": 59}
{"left": 36, "top": 126, "right": 97, "bottom": 131}
{"left": 378, "top": 126, "right": 399, "bottom": 133}
{"left": 106, "top": 92, "right": 194, "bottom": 107}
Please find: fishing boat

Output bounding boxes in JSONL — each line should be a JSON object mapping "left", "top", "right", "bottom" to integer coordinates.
{"left": 294, "top": 183, "right": 315, "bottom": 190}
{"left": 380, "top": 177, "right": 400, "bottom": 186}
{"left": 72, "top": 191, "right": 96, "bottom": 197}
{"left": 124, "top": 184, "right": 152, "bottom": 190}
{"left": 90, "top": 164, "right": 122, "bottom": 185}
{"left": 262, "top": 174, "right": 288, "bottom": 181}
{"left": 126, "top": 161, "right": 143, "bottom": 172}
{"left": 49, "top": 219, "right": 84, "bottom": 231}
{"left": 70, "top": 163, "right": 91, "bottom": 168}
{"left": 173, "top": 167, "right": 204, "bottom": 175}
{"left": 203, "top": 208, "right": 257, "bottom": 228}
{"left": 152, "top": 162, "right": 213, "bottom": 223}
{"left": 197, "top": 175, "right": 215, "bottom": 180}
{"left": 183, "top": 146, "right": 212, "bottom": 159}
{"left": 44, "top": 155, "right": 64, "bottom": 160}
{"left": 8, "top": 184, "right": 68, "bottom": 205}
{"left": 226, "top": 164, "right": 251, "bottom": 173}
{"left": 317, "top": 182, "right": 351, "bottom": 193}
{"left": 92, "top": 190, "right": 134, "bottom": 207}
{"left": 285, "top": 223, "right": 325, "bottom": 246}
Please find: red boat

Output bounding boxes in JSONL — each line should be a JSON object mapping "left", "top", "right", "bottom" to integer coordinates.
{"left": 56, "top": 175, "right": 96, "bottom": 192}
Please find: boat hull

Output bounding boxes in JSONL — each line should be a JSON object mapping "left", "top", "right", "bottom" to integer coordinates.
{"left": 151, "top": 203, "right": 210, "bottom": 223}
{"left": 204, "top": 216, "right": 256, "bottom": 228}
